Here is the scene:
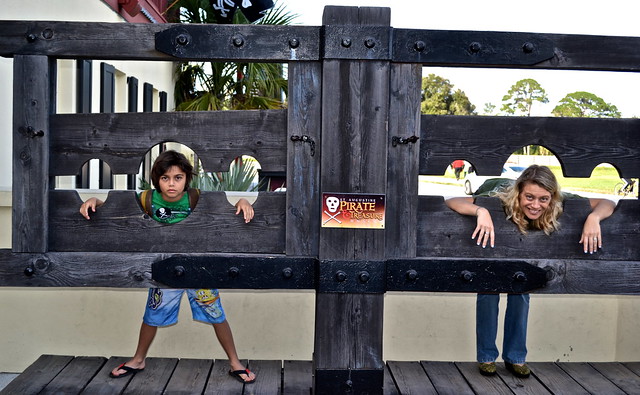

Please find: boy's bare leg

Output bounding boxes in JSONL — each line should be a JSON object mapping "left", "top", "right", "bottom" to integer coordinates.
{"left": 111, "top": 322, "right": 157, "bottom": 376}
{"left": 213, "top": 320, "right": 256, "bottom": 382}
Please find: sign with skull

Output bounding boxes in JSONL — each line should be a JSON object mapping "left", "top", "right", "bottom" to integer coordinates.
{"left": 321, "top": 193, "right": 385, "bottom": 229}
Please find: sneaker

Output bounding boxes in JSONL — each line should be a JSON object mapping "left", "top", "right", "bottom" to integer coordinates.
{"left": 505, "top": 362, "right": 531, "bottom": 378}
{"left": 478, "top": 362, "right": 497, "bottom": 376}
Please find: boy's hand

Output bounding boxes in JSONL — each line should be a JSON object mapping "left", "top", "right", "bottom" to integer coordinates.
{"left": 79, "top": 197, "right": 103, "bottom": 220}
{"left": 235, "top": 198, "right": 254, "bottom": 223}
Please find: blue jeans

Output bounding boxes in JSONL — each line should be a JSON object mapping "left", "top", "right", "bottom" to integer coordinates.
{"left": 476, "top": 293, "right": 530, "bottom": 364}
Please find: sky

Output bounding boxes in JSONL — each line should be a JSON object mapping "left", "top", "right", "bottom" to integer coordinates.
{"left": 279, "top": 0, "right": 640, "bottom": 117}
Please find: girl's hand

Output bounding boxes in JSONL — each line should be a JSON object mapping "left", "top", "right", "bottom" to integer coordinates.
{"left": 235, "top": 198, "right": 254, "bottom": 223}
{"left": 472, "top": 207, "right": 495, "bottom": 248}
{"left": 79, "top": 197, "right": 103, "bottom": 220}
{"left": 579, "top": 213, "right": 602, "bottom": 254}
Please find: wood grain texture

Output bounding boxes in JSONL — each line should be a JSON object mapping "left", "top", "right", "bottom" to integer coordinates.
{"left": 286, "top": 61, "right": 322, "bottom": 256}
{"left": 417, "top": 196, "right": 639, "bottom": 261}
{"left": 12, "top": 55, "right": 50, "bottom": 252}
{"left": 419, "top": 115, "right": 640, "bottom": 178}
{"left": 0, "top": 355, "right": 72, "bottom": 394}
{"left": 387, "top": 361, "right": 437, "bottom": 395}
{"left": 0, "top": 21, "right": 319, "bottom": 61}
{"left": 39, "top": 356, "right": 106, "bottom": 395}
{"left": 385, "top": 63, "right": 422, "bottom": 259}
{"left": 50, "top": 110, "right": 287, "bottom": 175}
{"left": 556, "top": 362, "right": 626, "bottom": 395}
{"left": 49, "top": 190, "right": 285, "bottom": 253}
{"left": 420, "top": 361, "right": 475, "bottom": 395}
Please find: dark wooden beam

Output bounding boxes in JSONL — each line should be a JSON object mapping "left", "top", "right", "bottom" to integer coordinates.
{"left": 0, "top": 21, "right": 320, "bottom": 61}
{"left": 49, "top": 110, "right": 287, "bottom": 175}
{"left": 314, "top": 6, "right": 390, "bottom": 394}
{"left": 3, "top": 21, "right": 640, "bottom": 72}
{"left": 286, "top": 61, "right": 322, "bottom": 256}
{"left": 49, "top": 190, "right": 286, "bottom": 253}
{"left": 2, "top": 250, "right": 639, "bottom": 294}
{"left": 419, "top": 115, "right": 640, "bottom": 178}
{"left": 12, "top": 55, "right": 51, "bottom": 252}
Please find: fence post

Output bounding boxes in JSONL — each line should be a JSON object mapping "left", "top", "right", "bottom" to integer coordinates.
{"left": 12, "top": 55, "right": 51, "bottom": 252}
{"left": 313, "top": 6, "right": 392, "bottom": 394}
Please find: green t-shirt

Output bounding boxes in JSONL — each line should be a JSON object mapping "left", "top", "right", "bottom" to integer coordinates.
{"left": 140, "top": 190, "right": 192, "bottom": 224}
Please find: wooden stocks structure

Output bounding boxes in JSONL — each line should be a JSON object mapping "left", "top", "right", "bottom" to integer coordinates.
{"left": 1, "top": 5, "right": 640, "bottom": 394}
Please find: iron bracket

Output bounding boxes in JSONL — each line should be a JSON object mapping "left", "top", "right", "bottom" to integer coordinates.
{"left": 392, "top": 29, "right": 555, "bottom": 65}
{"left": 386, "top": 258, "right": 548, "bottom": 293}
{"left": 152, "top": 255, "right": 316, "bottom": 289}
{"left": 318, "top": 260, "right": 386, "bottom": 293}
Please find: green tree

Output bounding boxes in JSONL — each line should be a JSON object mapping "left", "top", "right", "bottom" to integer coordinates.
{"left": 552, "top": 91, "right": 621, "bottom": 118}
{"left": 501, "top": 78, "right": 548, "bottom": 116}
{"left": 483, "top": 102, "right": 496, "bottom": 115}
{"left": 171, "top": 1, "right": 296, "bottom": 111}
{"left": 421, "top": 74, "right": 476, "bottom": 115}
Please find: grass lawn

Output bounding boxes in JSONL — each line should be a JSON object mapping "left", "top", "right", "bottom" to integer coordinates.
{"left": 548, "top": 165, "right": 623, "bottom": 194}
{"left": 439, "top": 163, "right": 636, "bottom": 196}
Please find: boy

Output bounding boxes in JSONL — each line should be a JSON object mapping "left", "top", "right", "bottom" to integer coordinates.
{"left": 80, "top": 150, "right": 256, "bottom": 384}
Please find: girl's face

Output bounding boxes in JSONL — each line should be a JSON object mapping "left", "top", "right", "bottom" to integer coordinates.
{"left": 158, "top": 165, "right": 187, "bottom": 202}
{"left": 518, "top": 181, "right": 552, "bottom": 220}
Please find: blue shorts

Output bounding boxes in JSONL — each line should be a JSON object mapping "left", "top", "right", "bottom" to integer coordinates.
{"left": 143, "top": 288, "right": 226, "bottom": 327}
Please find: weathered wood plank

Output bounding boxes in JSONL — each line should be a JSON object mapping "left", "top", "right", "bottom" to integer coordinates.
{"left": 39, "top": 356, "right": 106, "bottom": 394}
{"left": 420, "top": 361, "right": 474, "bottom": 395}
{"left": 123, "top": 357, "right": 178, "bottom": 394}
{"left": 286, "top": 61, "right": 322, "bottom": 256}
{"left": 590, "top": 362, "right": 640, "bottom": 394}
{"left": 204, "top": 359, "right": 246, "bottom": 395}
{"left": 0, "top": 355, "right": 72, "bottom": 394}
{"left": 455, "top": 362, "right": 513, "bottom": 395}
{"left": 50, "top": 110, "right": 287, "bottom": 175}
{"left": 385, "top": 63, "right": 422, "bottom": 259}
{"left": 527, "top": 362, "right": 589, "bottom": 395}
{"left": 418, "top": 196, "right": 639, "bottom": 262}
{"left": 3, "top": 21, "right": 640, "bottom": 72}
{"left": 244, "top": 360, "right": 281, "bottom": 395}
{"left": 556, "top": 362, "right": 626, "bottom": 395}
{"left": 393, "top": 30, "right": 640, "bottom": 71}
{"left": 387, "top": 361, "right": 437, "bottom": 394}
{"left": 12, "top": 55, "right": 50, "bottom": 253}
{"left": 419, "top": 115, "right": 640, "bottom": 178}
{"left": 49, "top": 190, "right": 285, "bottom": 253}
{"left": 282, "top": 360, "right": 312, "bottom": 395}
{"left": 383, "top": 364, "right": 400, "bottom": 395}
{"left": 623, "top": 362, "right": 640, "bottom": 376}
{"left": 163, "top": 358, "right": 213, "bottom": 395}
{"left": 0, "top": 250, "right": 313, "bottom": 289}
{"left": 314, "top": 7, "right": 390, "bottom": 393}
{"left": 493, "top": 363, "right": 551, "bottom": 394}
{"left": 0, "top": 21, "right": 320, "bottom": 61}
{"left": 3, "top": 249, "right": 640, "bottom": 293}
{"left": 81, "top": 356, "right": 137, "bottom": 395}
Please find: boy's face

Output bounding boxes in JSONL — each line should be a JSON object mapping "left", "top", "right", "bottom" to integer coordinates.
{"left": 158, "top": 165, "right": 187, "bottom": 202}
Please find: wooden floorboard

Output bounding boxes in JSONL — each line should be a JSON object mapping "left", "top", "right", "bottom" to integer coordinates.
{"left": 2, "top": 355, "right": 640, "bottom": 394}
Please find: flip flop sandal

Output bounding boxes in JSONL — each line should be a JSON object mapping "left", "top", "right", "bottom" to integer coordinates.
{"left": 229, "top": 368, "right": 256, "bottom": 384}
{"left": 109, "top": 363, "right": 144, "bottom": 378}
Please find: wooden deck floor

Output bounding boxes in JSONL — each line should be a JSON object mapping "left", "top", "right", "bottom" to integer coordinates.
{"left": 2, "top": 355, "right": 640, "bottom": 394}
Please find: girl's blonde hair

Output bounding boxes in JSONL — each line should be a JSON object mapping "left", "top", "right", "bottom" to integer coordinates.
{"left": 496, "top": 165, "right": 563, "bottom": 235}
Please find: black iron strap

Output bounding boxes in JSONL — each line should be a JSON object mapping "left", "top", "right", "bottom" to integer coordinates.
{"left": 152, "top": 255, "right": 547, "bottom": 293}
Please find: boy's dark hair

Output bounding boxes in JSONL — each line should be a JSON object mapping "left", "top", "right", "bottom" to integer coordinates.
{"left": 150, "top": 150, "right": 194, "bottom": 191}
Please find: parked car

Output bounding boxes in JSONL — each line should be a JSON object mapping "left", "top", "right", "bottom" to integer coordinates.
{"left": 463, "top": 165, "right": 527, "bottom": 195}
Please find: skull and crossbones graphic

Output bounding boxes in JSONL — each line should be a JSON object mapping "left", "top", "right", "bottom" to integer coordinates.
{"left": 323, "top": 196, "right": 342, "bottom": 225}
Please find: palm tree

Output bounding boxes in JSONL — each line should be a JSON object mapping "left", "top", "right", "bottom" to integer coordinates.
{"left": 169, "top": 0, "right": 296, "bottom": 111}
